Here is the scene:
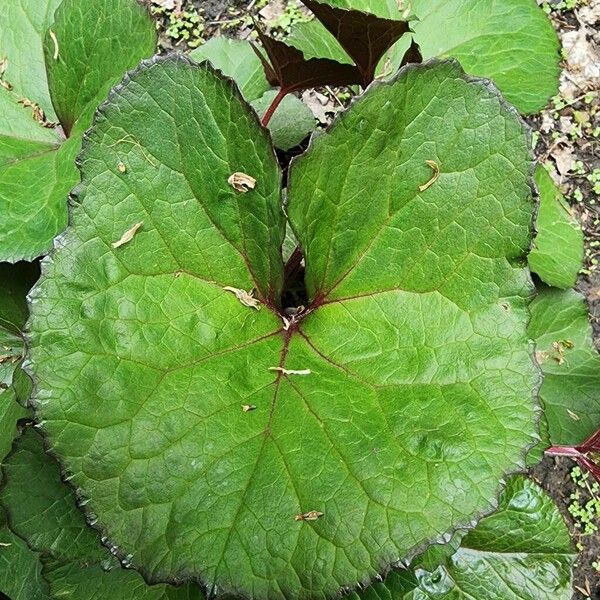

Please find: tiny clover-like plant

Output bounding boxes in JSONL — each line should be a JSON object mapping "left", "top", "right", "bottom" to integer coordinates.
{"left": 0, "top": 0, "right": 156, "bottom": 262}
{"left": 27, "top": 51, "right": 541, "bottom": 599}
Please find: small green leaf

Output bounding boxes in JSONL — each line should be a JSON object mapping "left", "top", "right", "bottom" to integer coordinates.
{"left": 529, "top": 165, "right": 583, "bottom": 288}
{"left": 529, "top": 286, "right": 600, "bottom": 446}
{"left": 43, "top": 0, "right": 157, "bottom": 137}
{"left": 190, "top": 37, "right": 271, "bottom": 102}
{"left": 306, "top": 0, "right": 402, "bottom": 19}
{"left": 287, "top": 20, "right": 352, "bottom": 65}
{"left": 252, "top": 90, "right": 316, "bottom": 150}
{"left": 352, "top": 476, "right": 575, "bottom": 600}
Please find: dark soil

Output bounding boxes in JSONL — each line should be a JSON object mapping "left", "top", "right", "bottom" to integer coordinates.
{"left": 153, "top": 1, "right": 600, "bottom": 597}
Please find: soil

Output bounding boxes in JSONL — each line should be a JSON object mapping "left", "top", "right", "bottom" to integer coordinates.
{"left": 151, "top": 0, "right": 600, "bottom": 597}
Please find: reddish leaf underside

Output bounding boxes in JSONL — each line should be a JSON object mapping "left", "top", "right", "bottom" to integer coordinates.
{"left": 252, "top": 27, "right": 363, "bottom": 93}
{"left": 300, "top": 0, "right": 412, "bottom": 85}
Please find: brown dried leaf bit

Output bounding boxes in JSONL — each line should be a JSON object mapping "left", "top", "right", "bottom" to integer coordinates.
{"left": 223, "top": 287, "right": 261, "bottom": 310}
{"left": 269, "top": 367, "right": 311, "bottom": 376}
{"left": 294, "top": 510, "right": 323, "bottom": 522}
{"left": 49, "top": 29, "right": 59, "bottom": 60}
{"left": 228, "top": 172, "right": 257, "bottom": 193}
{"left": 0, "top": 58, "right": 11, "bottom": 91}
{"left": 112, "top": 222, "right": 143, "bottom": 249}
{"left": 419, "top": 160, "right": 440, "bottom": 192}
{"left": 242, "top": 404, "right": 257, "bottom": 412}
{"left": 18, "top": 98, "right": 56, "bottom": 128}
{"left": 0, "top": 354, "right": 18, "bottom": 364}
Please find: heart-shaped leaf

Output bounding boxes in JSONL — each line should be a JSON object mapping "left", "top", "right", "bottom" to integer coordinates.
{"left": 529, "top": 285, "right": 600, "bottom": 446}
{"left": 286, "top": 0, "right": 560, "bottom": 114}
{"left": 0, "top": 427, "right": 203, "bottom": 599}
{"left": 28, "top": 58, "right": 538, "bottom": 598}
{"left": 529, "top": 165, "right": 583, "bottom": 289}
{"left": 351, "top": 476, "right": 574, "bottom": 600}
{"left": 300, "top": 0, "right": 412, "bottom": 85}
{"left": 0, "top": 0, "right": 156, "bottom": 262}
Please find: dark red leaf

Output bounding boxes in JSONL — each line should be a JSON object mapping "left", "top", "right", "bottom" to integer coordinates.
{"left": 400, "top": 39, "right": 423, "bottom": 68}
{"left": 300, "top": 0, "right": 412, "bottom": 86}
{"left": 253, "top": 27, "right": 363, "bottom": 93}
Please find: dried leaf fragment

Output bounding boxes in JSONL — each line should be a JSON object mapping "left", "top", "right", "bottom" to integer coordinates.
{"left": 242, "top": 404, "right": 257, "bottom": 412}
{"left": 49, "top": 29, "right": 59, "bottom": 60}
{"left": 269, "top": 367, "right": 311, "bottom": 376}
{"left": 0, "top": 354, "right": 18, "bottom": 364}
{"left": 223, "top": 287, "right": 261, "bottom": 310}
{"left": 0, "top": 58, "right": 11, "bottom": 91}
{"left": 112, "top": 222, "right": 143, "bottom": 249}
{"left": 294, "top": 510, "right": 323, "bottom": 522}
{"left": 228, "top": 172, "right": 257, "bottom": 193}
{"left": 18, "top": 98, "right": 56, "bottom": 128}
{"left": 419, "top": 160, "right": 440, "bottom": 192}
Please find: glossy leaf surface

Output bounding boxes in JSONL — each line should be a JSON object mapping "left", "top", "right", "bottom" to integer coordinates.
{"left": 0, "top": 428, "right": 203, "bottom": 600}
{"left": 352, "top": 476, "right": 574, "bottom": 600}
{"left": 29, "top": 59, "right": 537, "bottom": 599}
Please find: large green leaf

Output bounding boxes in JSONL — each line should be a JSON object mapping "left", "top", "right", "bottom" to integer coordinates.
{"left": 28, "top": 58, "right": 537, "bottom": 598}
{"left": 0, "top": 0, "right": 156, "bottom": 262}
{"left": 190, "top": 37, "right": 271, "bottom": 102}
{"left": 0, "top": 428, "right": 202, "bottom": 599}
{"left": 529, "top": 166, "right": 583, "bottom": 289}
{"left": 529, "top": 286, "right": 600, "bottom": 446}
{"left": 352, "top": 476, "right": 574, "bottom": 600}
{"left": 287, "top": 0, "right": 559, "bottom": 114}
